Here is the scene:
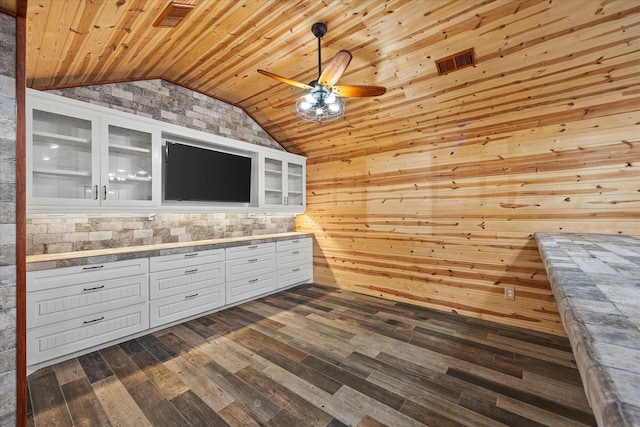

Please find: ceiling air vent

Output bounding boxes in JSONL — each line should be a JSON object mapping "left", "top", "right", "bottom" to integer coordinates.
{"left": 435, "top": 48, "right": 476, "bottom": 75}
{"left": 153, "top": 2, "right": 195, "bottom": 28}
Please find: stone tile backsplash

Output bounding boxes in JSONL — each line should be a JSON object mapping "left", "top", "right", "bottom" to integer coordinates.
{"left": 26, "top": 213, "right": 296, "bottom": 255}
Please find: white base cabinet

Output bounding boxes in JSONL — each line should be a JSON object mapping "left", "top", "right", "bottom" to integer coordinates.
{"left": 226, "top": 242, "right": 276, "bottom": 304}
{"left": 26, "top": 258, "right": 149, "bottom": 366}
{"left": 149, "top": 249, "right": 225, "bottom": 328}
{"left": 276, "top": 238, "right": 313, "bottom": 289}
{"left": 27, "top": 236, "right": 312, "bottom": 370}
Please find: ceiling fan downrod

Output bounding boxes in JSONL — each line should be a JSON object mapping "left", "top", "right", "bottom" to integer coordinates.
{"left": 311, "top": 22, "right": 327, "bottom": 79}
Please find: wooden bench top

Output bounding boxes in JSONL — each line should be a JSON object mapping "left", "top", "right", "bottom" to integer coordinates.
{"left": 535, "top": 232, "right": 640, "bottom": 427}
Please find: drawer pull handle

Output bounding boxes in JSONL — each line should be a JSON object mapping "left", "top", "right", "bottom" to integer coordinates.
{"left": 292, "top": 239, "right": 300, "bottom": 243}
{"left": 185, "top": 293, "right": 199, "bottom": 299}
{"left": 248, "top": 245, "right": 258, "bottom": 249}
{"left": 83, "top": 316, "right": 104, "bottom": 325}
{"left": 184, "top": 253, "right": 198, "bottom": 258}
{"left": 292, "top": 251, "right": 300, "bottom": 254}
{"left": 82, "top": 265, "right": 104, "bottom": 271}
{"left": 82, "top": 285, "right": 105, "bottom": 292}
{"left": 185, "top": 269, "right": 198, "bottom": 275}
{"left": 293, "top": 268, "right": 300, "bottom": 272}
{"left": 249, "top": 278, "right": 259, "bottom": 283}
{"left": 248, "top": 258, "right": 258, "bottom": 263}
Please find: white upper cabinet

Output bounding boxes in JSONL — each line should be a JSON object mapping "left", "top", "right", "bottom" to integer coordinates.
{"left": 101, "top": 118, "right": 161, "bottom": 207}
{"left": 261, "top": 153, "right": 306, "bottom": 211}
{"left": 26, "top": 89, "right": 305, "bottom": 214}
{"left": 27, "top": 91, "right": 161, "bottom": 209}
{"left": 27, "top": 98, "right": 101, "bottom": 206}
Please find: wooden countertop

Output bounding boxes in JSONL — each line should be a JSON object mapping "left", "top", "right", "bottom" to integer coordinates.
{"left": 27, "top": 232, "right": 313, "bottom": 270}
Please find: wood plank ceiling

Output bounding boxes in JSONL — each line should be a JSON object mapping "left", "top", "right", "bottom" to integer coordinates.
{"left": 25, "top": 0, "right": 640, "bottom": 335}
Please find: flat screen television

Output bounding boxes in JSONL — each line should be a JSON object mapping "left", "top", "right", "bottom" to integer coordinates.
{"left": 164, "top": 141, "right": 252, "bottom": 203}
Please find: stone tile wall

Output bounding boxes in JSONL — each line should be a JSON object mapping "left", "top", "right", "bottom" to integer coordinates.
{"left": 0, "top": 12, "right": 17, "bottom": 426}
{"left": 25, "top": 79, "right": 298, "bottom": 256}
{"left": 45, "top": 79, "right": 283, "bottom": 150}
{"left": 26, "top": 213, "right": 296, "bottom": 255}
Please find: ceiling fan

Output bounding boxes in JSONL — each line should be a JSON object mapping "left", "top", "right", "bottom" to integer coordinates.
{"left": 258, "top": 22, "right": 386, "bottom": 123}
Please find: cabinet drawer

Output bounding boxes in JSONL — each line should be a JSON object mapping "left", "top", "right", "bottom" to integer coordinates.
{"left": 277, "top": 266, "right": 313, "bottom": 289}
{"left": 277, "top": 246, "right": 312, "bottom": 268}
{"left": 149, "top": 248, "right": 224, "bottom": 272}
{"left": 149, "top": 262, "right": 224, "bottom": 300}
{"left": 149, "top": 285, "right": 225, "bottom": 328}
{"left": 27, "top": 303, "right": 148, "bottom": 366}
{"left": 226, "top": 242, "right": 275, "bottom": 260}
{"left": 226, "top": 273, "right": 276, "bottom": 304}
{"left": 27, "top": 274, "right": 148, "bottom": 329}
{"left": 276, "top": 237, "right": 312, "bottom": 252}
{"left": 226, "top": 253, "right": 275, "bottom": 282}
{"left": 28, "top": 258, "right": 149, "bottom": 292}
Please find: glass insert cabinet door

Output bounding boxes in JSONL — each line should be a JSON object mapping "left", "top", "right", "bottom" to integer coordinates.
{"left": 286, "top": 161, "right": 304, "bottom": 207}
{"left": 262, "top": 155, "right": 306, "bottom": 208}
{"left": 264, "top": 157, "right": 284, "bottom": 205}
{"left": 29, "top": 108, "right": 101, "bottom": 204}
{"left": 102, "top": 124, "right": 154, "bottom": 204}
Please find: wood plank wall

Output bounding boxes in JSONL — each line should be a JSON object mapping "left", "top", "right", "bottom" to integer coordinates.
{"left": 294, "top": 3, "right": 640, "bottom": 336}
{"left": 24, "top": 0, "right": 640, "bottom": 336}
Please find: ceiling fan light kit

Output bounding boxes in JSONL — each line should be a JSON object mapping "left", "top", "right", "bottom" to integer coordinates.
{"left": 258, "top": 22, "right": 386, "bottom": 124}
{"left": 295, "top": 84, "right": 345, "bottom": 122}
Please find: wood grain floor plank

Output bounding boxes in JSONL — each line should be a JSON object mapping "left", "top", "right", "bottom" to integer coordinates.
{"left": 126, "top": 380, "right": 188, "bottom": 426}
{"left": 366, "top": 370, "right": 502, "bottom": 427}
{"left": 156, "top": 331, "right": 211, "bottom": 367}
{"left": 399, "top": 398, "right": 466, "bottom": 427}
{"left": 130, "top": 350, "right": 190, "bottom": 400}
{"left": 91, "top": 375, "right": 152, "bottom": 427}
{"left": 347, "top": 351, "right": 460, "bottom": 402}
{"left": 200, "top": 359, "right": 281, "bottom": 423}
{"left": 77, "top": 351, "right": 113, "bottom": 384}
{"left": 118, "top": 338, "right": 146, "bottom": 356}
{"left": 60, "top": 377, "right": 112, "bottom": 427}
{"left": 257, "top": 347, "right": 343, "bottom": 394}
{"left": 235, "top": 365, "right": 334, "bottom": 426}
{"left": 217, "top": 401, "right": 261, "bottom": 427}
{"left": 170, "top": 389, "right": 230, "bottom": 427}
{"left": 99, "top": 345, "right": 148, "bottom": 389}
{"left": 357, "top": 415, "right": 388, "bottom": 427}
{"left": 52, "top": 358, "right": 85, "bottom": 386}
{"left": 301, "top": 355, "right": 406, "bottom": 410}
{"left": 28, "top": 370, "right": 73, "bottom": 427}
{"left": 448, "top": 368, "right": 597, "bottom": 425}
{"left": 137, "top": 334, "right": 178, "bottom": 362}
{"left": 28, "top": 284, "right": 596, "bottom": 427}
{"left": 163, "top": 356, "right": 235, "bottom": 412}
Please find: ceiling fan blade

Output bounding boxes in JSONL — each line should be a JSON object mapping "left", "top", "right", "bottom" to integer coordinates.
{"left": 318, "top": 50, "right": 352, "bottom": 89}
{"left": 332, "top": 85, "right": 386, "bottom": 97}
{"left": 257, "top": 69, "right": 313, "bottom": 90}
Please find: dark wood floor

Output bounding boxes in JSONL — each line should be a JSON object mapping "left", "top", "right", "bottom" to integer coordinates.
{"left": 27, "top": 284, "right": 596, "bottom": 427}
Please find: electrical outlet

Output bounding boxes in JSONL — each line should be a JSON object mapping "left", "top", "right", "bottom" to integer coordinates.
{"left": 505, "top": 287, "right": 515, "bottom": 300}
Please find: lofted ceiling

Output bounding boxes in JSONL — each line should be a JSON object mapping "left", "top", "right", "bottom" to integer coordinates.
{"left": 26, "top": 0, "right": 639, "bottom": 157}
